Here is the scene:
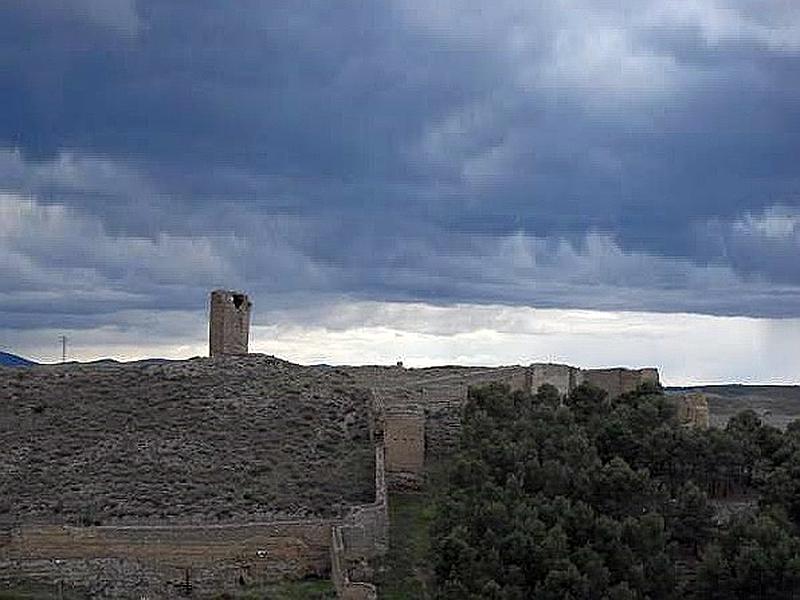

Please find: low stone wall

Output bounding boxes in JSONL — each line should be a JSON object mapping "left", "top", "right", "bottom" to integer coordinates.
{"left": 2, "top": 444, "right": 389, "bottom": 600}
{"left": 331, "top": 528, "right": 376, "bottom": 600}
{"left": 330, "top": 445, "right": 388, "bottom": 599}
{"left": 1, "top": 519, "right": 333, "bottom": 598}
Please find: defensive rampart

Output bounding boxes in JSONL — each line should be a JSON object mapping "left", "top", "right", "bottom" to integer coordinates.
{"left": 382, "top": 363, "right": 664, "bottom": 480}
{"left": 576, "top": 367, "right": 660, "bottom": 399}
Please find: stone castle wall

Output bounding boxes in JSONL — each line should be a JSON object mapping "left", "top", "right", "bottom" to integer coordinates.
{"left": 424, "top": 397, "right": 465, "bottom": 460}
{"left": 529, "top": 363, "right": 575, "bottom": 396}
{"left": 576, "top": 367, "right": 659, "bottom": 399}
{"left": 1, "top": 520, "right": 332, "bottom": 598}
{"left": 384, "top": 408, "right": 425, "bottom": 475}
{"left": 490, "top": 366, "right": 532, "bottom": 393}
{"left": 387, "top": 364, "right": 663, "bottom": 467}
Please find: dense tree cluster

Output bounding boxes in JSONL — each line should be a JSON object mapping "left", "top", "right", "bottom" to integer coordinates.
{"left": 432, "top": 383, "right": 800, "bottom": 599}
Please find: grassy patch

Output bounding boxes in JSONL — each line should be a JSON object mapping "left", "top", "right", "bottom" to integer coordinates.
{"left": 377, "top": 493, "right": 435, "bottom": 600}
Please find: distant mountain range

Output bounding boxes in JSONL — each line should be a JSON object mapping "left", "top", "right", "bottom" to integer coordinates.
{"left": 0, "top": 351, "right": 36, "bottom": 367}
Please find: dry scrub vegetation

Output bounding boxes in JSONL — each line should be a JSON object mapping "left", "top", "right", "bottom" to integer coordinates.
{"left": 0, "top": 355, "right": 374, "bottom": 525}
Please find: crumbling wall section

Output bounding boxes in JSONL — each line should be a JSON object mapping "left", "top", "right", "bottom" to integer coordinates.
{"left": 330, "top": 445, "right": 388, "bottom": 600}
{"left": 423, "top": 390, "right": 467, "bottom": 459}
{"left": 672, "top": 392, "right": 710, "bottom": 429}
{"left": 419, "top": 368, "right": 525, "bottom": 459}
{"left": 490, "top": 366, "right": 531, "bottom": 393}
{"left": 622, "top": 367, "right": 659, "bottom": 392}
{"left": 529, "top": 363, "right": 575, "bottom": 396}
{"left": 331, "top": 527, "right": 377, "bottom": 600}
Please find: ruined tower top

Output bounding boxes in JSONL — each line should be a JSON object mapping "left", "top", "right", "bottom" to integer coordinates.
{"left": 209, "top": 289, "right": 252, "bottom": 357}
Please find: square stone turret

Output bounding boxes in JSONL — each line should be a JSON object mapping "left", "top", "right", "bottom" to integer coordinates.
{"left": 209, "top": 290, "right": 252, "bottom": 357}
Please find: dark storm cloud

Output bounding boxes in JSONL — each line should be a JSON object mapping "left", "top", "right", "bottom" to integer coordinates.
{"left": 1, "top": 0, "right": 799, "bottom": 328}
{"left": 2, "top": 1, "right": 488, "bottom": 181}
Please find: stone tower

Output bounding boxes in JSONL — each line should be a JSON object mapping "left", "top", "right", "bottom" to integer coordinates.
{"left": 209, "top": 290, "right": 252, "bottom": 357}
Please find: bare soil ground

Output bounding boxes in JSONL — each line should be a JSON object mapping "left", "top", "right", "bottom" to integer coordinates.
{"left": 0, "top": 355, "right": 374, "bottom": 526}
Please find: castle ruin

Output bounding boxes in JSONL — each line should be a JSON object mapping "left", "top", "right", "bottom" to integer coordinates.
{"left": 379, "top": 364, "right": 680, "bottom": 485}
{"left": 674, "top": 392, "right": 710, "bottom": 429}
{"left": 0, "top": 291, "right": 714, "bottom": 599}
{"left": 209, "top": 289, "right": 251, "bottom": 357}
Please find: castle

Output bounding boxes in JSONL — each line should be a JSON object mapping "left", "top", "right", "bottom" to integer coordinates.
{"left": 206, "top": 289, "right": 709, "bottom": 494}
{"left": 0, "top": 290, "right": 709, "bottom": 599}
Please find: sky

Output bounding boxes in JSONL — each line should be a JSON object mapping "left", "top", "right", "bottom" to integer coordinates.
{"left": 1, "top": 1, "right": 799, "bottom": 384}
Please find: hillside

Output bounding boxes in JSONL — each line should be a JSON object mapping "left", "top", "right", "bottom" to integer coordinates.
{"left": 0, "top": 355, "right": 375, "bottom": 526}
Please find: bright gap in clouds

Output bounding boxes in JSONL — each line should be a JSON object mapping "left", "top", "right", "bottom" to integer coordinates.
{"left": 12, "top": 301, "right": 798, "bottom": 387}
{"left": 256, "top": 302, "right": 800, "bottom": 386}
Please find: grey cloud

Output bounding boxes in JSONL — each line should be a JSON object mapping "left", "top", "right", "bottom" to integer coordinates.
{"left": 0, "top": 0, "right": 799, "bottom": 343}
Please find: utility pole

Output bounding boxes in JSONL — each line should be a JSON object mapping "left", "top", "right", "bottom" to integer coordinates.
{"left": 59, "top": 335, "right": 67, "bottom": 363}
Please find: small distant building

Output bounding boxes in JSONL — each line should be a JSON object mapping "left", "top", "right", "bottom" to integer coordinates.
{"left": 209, "top": 290, "right": 252, "bottom": 357}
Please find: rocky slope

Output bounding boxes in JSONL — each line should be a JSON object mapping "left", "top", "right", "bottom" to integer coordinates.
{"left": 0, "top": 355, "right": 374, "bottom": 526}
